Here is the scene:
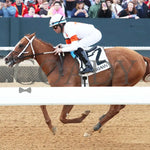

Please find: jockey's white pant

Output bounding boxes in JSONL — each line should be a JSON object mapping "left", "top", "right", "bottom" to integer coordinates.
{"left": 78, "top": 28, "right": 102, "bottom": 50}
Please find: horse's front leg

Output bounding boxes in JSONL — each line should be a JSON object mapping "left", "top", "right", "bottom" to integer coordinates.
{"left": 84, "top": 105, "right": 125, "bottom": 137}
{"left": 59, "top": 105, "right": 90, "bottom": 123}
{"left": 40, "top": 105, "right": 56, "bottom": 135}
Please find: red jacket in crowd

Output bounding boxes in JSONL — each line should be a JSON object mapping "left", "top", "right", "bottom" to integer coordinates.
{"left": 12, "top": 2, "right": 28, "bottom": 17}
{"left": 34, "top": 3, "right": 41, "bottom": 14}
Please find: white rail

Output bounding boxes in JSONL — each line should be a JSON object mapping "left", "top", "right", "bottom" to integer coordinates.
{"left": 0, "top": 47, "right": 14, "bottom": 50}
{"left": 104, "top": 46, "right": 150, "bottom": 50}
{"left": 0, "top": 46, "right": 150, "bottom": 51}
{"left": 0, "top": 87, "right": 150, "bottom": 105}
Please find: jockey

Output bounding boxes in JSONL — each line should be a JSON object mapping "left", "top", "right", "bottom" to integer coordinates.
{"left": 49, "top": 14, "right": 102, "bottom": 74}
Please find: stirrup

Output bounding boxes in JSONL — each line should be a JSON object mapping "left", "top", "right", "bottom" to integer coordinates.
{"left": 80, "top": 67, "right": 94, "bottom": 74}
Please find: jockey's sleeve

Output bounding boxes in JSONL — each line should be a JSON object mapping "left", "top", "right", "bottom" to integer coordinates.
{"left": 62, "top": 35, "right": 80, "bottom": 52}
{"left": 62, "top": 41, "right": 79, "bottom": 52}
{"left": 61, "top": 44, "right": 69, "bottom": 48}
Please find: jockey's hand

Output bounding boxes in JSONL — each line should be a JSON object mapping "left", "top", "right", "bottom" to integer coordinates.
{"left": 54, "top": 48, "right": 62, "bottom": 55}
{"left": 56, "top": 44, "right": 62, "bottom": 48}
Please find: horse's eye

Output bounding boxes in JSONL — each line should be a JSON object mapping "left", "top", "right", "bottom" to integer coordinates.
{"left": 18, "top": 44, "right": 24, "bottom": 49}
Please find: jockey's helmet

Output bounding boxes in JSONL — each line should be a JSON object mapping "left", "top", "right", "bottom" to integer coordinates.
{"left": 49, "top": 14, "right": 67, "bottom": 27}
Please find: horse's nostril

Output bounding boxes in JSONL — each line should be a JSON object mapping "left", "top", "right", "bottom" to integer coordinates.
{"left": 5, "top": 58, "right": 8, "bottom": 62}
{"left": 5, "top": 57, "right": 10, "bottom": 64}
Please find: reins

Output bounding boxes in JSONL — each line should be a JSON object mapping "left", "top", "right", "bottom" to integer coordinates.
{"left": 17, "top": 51, "right": 55, "bottom": 60}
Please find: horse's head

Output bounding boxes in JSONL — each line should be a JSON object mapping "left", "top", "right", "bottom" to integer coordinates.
{"left": 5, "top": 33, "right": 36, "bottom": 67}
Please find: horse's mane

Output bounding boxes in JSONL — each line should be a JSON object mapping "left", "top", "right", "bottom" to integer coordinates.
{"left": 38, "top": 38, "right": 54, "bottom": 50}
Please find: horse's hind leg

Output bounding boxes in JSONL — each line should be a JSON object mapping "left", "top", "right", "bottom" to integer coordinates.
{"left": 60, "top": 105, "right": 90, "bottom": 124}
{"left": 40, "top": 105, "right": 56, "bottom": 135}
{"left": 93, "top": 105, "right": 125, "bottom": 131}
{"left": 84, "top": 105, "right": 125, "bottom": 136}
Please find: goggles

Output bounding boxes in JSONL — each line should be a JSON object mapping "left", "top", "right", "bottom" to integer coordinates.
{"left": 53, "top": 25, "right": 59, "bottom": 30}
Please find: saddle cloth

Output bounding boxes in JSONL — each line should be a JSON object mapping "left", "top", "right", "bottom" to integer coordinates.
{"left": 77, "top": 46, "right": 111, "bottom": 76}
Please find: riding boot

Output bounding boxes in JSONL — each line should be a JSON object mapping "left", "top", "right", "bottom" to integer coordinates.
{"left": 74, "top": 48, "right": 94, "bottom": 74}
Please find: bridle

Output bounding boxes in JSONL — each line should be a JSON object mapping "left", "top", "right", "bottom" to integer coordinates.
{"left": 17, "top": 35, "right": 36, "bottom": 58}
{"left": 8, "top": 35, "right": 64, "bottom": 76}
{"left": 15, "top": 35, "right": 55, "bottom": 60}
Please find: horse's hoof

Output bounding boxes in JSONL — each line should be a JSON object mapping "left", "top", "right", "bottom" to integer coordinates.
{"left": 84, "top": 132, "right": 91, "bottom": 137}
{"left": 98, "top": 128, "right": 103, "bottom": 133}
{"left": 50, "top": 126, "right": 56, "bottom": 135}
{"left": 82, "top": 110, "right": 90, "bottom": 116}
{"left": 83, "top": 129, "right": 94, "bottom": 137}
{"left": 93, "top": 122, "right": 101, "bottom": 131}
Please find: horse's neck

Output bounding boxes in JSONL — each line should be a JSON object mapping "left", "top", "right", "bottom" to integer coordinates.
{"left": 33, "top": 39, "right": 80, "bottom": 86}
{"left": 34, "top": 39, "right": 58, "bottom": 76}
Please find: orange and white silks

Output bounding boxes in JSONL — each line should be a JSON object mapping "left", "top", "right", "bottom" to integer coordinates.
{"left": 62, "top": 22, "right": 102, "bottom": 52}
{"left": 65, "top": 35, "right": 79, "bottom": 44}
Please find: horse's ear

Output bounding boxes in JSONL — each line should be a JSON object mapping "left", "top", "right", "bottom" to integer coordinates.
{"left": 30, "top": 33, "right": 36, "bottom": 37}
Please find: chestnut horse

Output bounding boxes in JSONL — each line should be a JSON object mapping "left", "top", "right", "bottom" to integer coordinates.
{"left": 5, "top": 33, "right": 150, "bottom": 136}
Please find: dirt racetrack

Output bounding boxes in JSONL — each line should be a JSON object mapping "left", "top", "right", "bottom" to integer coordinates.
{"left": 0, "top": 82, "right": 150, "bottom": 150}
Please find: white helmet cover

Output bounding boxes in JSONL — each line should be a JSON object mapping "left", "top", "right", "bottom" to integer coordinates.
{"left": 49, "top": 14, "right": 67, "bottom": 27}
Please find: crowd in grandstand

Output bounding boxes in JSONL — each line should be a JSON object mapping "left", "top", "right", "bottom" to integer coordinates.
{"left": 0, "top": 0, "right": 150, "bottom": 18}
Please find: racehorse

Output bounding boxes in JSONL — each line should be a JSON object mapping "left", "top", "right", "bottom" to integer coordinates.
{"left": 5, "top": 33, "right": 150, "bottom": 136}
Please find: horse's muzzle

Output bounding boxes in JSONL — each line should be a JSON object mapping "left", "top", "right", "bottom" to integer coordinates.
{"left": 5, "top": 56, "right": 16, "bottom": 67}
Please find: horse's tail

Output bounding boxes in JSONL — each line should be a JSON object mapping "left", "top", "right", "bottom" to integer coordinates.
{"left": 143, "top": 56, "right": 150, "bottom": 82}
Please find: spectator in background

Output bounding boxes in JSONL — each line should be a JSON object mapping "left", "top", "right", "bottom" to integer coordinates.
{"left": 24, "top": 0, "right": 36, "bottom": 6}
{"left": 136, "top": 0, "right": 149, "bottom": 18}
{"left": 106, "top": 0, "right": 117, "bottom": 18}
{"left": 39, "top": 1, "right": 50, "bottom": 17}
{"left": 119, "top": 1, "right": 139, "bottom": 18}
{"left": 0, "top": 0, "right": 16, "bottom": 17}
{"left": 132, "top": 0, "right": 138, "bottom": 7}
{"left": 145, "top": 0, "right": 150, "bottom": 9}
{"left": 145, "top": 0, "right": 150, "bottom": 17}
{"left": 65, "top": 0, "right": 76, "bottom": 18}
{"left": 88, "top": 0, "right": 101, "bottom": 18}
{"left": 89, "top": 0, "right": 95, "bottom": 5}
{"left": 97, "top": 1, "right": 112, "bottom": 18}
{"left": 12, "top": 0, "right": 28, "bottom": 17}
{"left": 0, "top": 1, "right": 4, "bottom": 16}
{"left": 71, "top": 0, "right": 88, "bottom": 17}
{"left": 52, "top": 0, "right": 65, "bottom": 14}
{"left": 121, "top": 0, "right": 131, "bottom": 9}
{"left": 106, "top": 0, "right": 112, "bottom": 9}
{"left": 24, "top": 5, "right": 40, "bottom": 17}
{"left": 83, "top": 0, "right": 91, "bottom": 11}
{"left": 24, "top": 0, "right": 40, "bottom": 16}
{"left": 111, "top": 0, "right": 123, "bottom": 18}
{"left": 34, "top": 0, "right": 44, "bottom": 14}
{"left": 48, "top": 1, "right": 65, "bottom": 17}
{"left": 51, "top": 0, "right": 65, "bottom": 12}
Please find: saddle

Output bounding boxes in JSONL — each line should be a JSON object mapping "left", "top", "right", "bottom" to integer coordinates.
{"left": 58, "top": 46, "right": 111, "bottom": 87}
{"left": 78, "top": 46, "right": 110, "bottom": 76}
{"left": 77, "top": 46, "right": 111, "bottom": 87}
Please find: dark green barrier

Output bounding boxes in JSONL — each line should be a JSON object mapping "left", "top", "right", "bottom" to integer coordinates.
{"left": 0, "top": 18, "right": 150, "bottom": 47}
{"left": 0, "top": 18, "right": 10, "bottom": 46}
